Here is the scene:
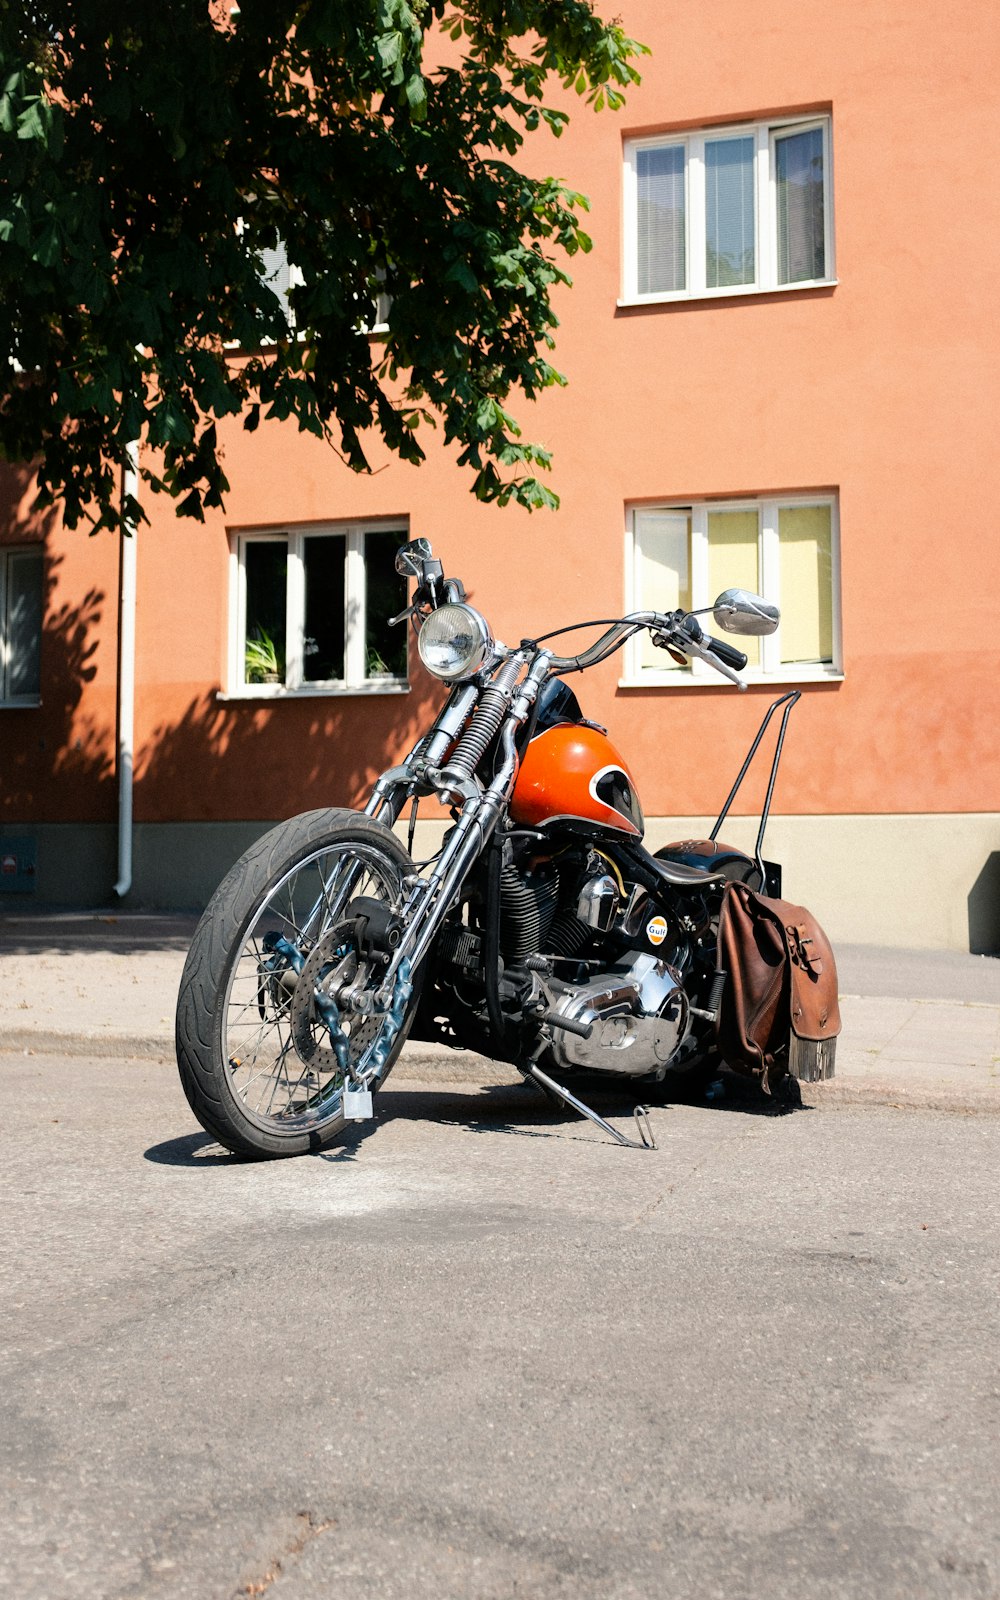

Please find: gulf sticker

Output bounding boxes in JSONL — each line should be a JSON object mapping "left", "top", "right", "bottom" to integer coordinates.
{"left": 646, "top": 915, "right": 668, "bottom": 946}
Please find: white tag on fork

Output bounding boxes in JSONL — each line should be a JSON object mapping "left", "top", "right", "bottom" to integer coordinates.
{"left": 342, "top": 1087, "right": 374, "bottom": 1121}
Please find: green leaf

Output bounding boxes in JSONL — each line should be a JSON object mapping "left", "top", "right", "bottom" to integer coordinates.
{"left": 405, "top": 73, "right": 427, "bottom": 120}
{"left": 376, "top": 32, "right": 404, "bottom": 82}
{"left": 32, "top": 221, "right": 61, "bottom": 269}
{"left": 445, "top": 259, "right": 480, "bottom": 294}
{"left": 0, "top": 0, "right": 646, "bottom": 537}
{"left": 16, "top": 98, "right": 47, "bottom": 142}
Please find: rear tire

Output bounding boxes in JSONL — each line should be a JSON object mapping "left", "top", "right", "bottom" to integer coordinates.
{"left": 175, "top": 809, "right": 417, "bottom": 1159}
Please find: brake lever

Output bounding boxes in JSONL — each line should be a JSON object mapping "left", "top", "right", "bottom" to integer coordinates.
{"left": 390, "top": 575, "right": 437, "bottom": 627}
{"left": 651, "top": 618, "right": 747, "bottom": 690}
{"left": 682, "top": 634, "right": 747, "bottom": 689}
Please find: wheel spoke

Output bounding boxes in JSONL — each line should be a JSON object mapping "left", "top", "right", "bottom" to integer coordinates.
{"left": 219, "top": 837, "right": 405, "bottom": 1137}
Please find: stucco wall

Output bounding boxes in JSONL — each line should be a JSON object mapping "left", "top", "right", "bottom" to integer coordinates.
{"left": 1, "top": 2, "right": 997, "bottom": 950}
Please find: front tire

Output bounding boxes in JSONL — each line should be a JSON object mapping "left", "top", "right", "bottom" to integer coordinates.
{"left": 175, "top": 809, "right": 417, "bottom": 1159}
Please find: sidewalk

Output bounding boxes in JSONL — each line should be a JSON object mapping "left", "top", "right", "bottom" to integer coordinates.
{"left": 1, "top": 910, "right": 998, "bottom": 1109}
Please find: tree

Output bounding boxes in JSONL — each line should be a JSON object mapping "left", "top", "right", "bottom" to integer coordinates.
{"left": 0, "top": 1, "right": 645, "bottom": 535}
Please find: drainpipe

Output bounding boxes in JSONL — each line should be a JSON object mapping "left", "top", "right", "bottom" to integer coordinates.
{"left": 113, "top": 438, "right": 139, "bottom": 899}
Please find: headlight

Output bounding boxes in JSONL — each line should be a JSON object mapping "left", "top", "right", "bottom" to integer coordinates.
{"left": 417, "top": 603, "right": 494, "bottom": 682}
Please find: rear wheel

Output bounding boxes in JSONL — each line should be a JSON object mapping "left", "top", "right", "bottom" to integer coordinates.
{"left": 175, "top": 809, "right": 418, "bottom": 1158}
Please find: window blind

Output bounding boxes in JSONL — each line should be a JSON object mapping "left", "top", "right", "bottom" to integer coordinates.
{"left": 776, "top": 127, "right": 826, "bottom": 283}
{"left": 705, "top": 137, "right": 756, "bottom": 288}
{"left": 637, "top": 145, "right": 686, "bottom": 295}
{"left": 778, "top": 504, "right": 833, "bottom": 662}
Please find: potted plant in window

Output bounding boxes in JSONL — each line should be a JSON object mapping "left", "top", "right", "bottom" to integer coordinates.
{"left": 366, "top": 646, "right": 393, "bottom": 679}
{"left": 245, "top": 628, "right": 284, "bottom": 685}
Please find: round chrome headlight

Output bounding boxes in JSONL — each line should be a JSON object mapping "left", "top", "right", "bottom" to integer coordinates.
{"left": 417, "top": 603, "right": 494, "bottom": 682}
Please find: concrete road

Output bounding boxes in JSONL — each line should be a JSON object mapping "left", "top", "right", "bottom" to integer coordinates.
{"left": 2, "top": 1054, "right": 999, "bottom": 1600}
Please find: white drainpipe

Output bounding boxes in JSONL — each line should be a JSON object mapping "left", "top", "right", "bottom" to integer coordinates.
{"left": 113, "top": 439, "right": 139, "bottom": 899}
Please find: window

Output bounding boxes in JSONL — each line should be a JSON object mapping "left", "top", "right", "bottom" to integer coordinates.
{"left": 0, "top": 545, "right": 43, "bottom": 705}
{"left": 256, "top": 237, "right": 390, "bottom": 336}
{"left": 227, "top": 232, "right": 389, "bottom": 350}
{"left": 624, "top": 496, "right": 840, "bottom": 684}
{"left": 230, "top": 523, "right": 409, "bottom": 696}
{"left": 623, "top": 116, "right": 833, "bottom": 303}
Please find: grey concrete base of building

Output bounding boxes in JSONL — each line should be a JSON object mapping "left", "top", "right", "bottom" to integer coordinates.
{"left": 1, "top": 813, "right": 998, "bottom": 953}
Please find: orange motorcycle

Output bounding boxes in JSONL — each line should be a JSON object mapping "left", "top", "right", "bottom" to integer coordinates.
{"left": 176, "top": 537, "right": 831, "bottom": 1157}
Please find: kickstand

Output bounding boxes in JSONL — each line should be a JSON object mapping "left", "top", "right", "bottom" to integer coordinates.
{"left": 519, "top": 1049, "right": 656, "bottom": 1150}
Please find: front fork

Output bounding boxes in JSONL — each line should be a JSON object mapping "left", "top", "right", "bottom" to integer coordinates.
{"left": 356, "top": 655, "right": 550, "bottom": 1014}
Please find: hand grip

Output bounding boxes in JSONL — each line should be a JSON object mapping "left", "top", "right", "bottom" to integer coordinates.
{"left": 705, "top": 634, "right": 748, "bottom": 672}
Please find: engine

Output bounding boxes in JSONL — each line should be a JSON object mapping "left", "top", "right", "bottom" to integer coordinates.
{"left": 543, "top": 953, "right": 689, "bottom": 1077}
{"left": 496, "top": 840, "right": 693, "bottom": 1078}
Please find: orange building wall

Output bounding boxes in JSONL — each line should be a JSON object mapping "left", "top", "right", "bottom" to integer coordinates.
{"left": 3, "top": 0, "right": 999, "bottom": 840}
{"left": 0, "top": 467, "right": 119, "bottom": 825}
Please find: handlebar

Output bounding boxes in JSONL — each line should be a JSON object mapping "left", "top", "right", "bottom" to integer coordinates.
{"left": 537, "top": 609, "right": 749, "bottom": 687}
{"left": 542, "top": 614, "right": 651, "bottom": 675}
{"left": 705, "top": 635, "right": 749, "bottom": 672}
{"left": 663, "top": 613, "right": 748, "bottom": 687}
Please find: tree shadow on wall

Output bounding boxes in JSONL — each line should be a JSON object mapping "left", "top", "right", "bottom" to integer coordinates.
{"left": 1, "top": 458, "right": 451, "bottom": 903}
{"left": 136, "top": 674, "right": 445, "bottom": 827}
{"left": 0, "top": 464, "right": 115, "bottom": 823}
{"left": 128, "top": 675, "right": 445, "bottom": 904}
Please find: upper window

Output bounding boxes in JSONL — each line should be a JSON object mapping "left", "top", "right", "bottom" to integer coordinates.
{"left": 624, "top": 495, "right": 841, "bottom": 684}
{"left": 230, "top": 522, "right": 409, "bottom": 696}
{"left": 622, "top": 116, "right": 834, "bottom": 304}
{"left": 256, "top": 237, "right": 390, "bottom": 336}
{"left": 0, "top": 545, "right": 43, "bottom": 706}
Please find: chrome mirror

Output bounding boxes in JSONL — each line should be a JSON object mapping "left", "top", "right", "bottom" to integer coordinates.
{"left": 395, "top": 537, "right": 433, "bottom": 578}
{"left": 713, "top": 588, "right": 780, "bottom": 636}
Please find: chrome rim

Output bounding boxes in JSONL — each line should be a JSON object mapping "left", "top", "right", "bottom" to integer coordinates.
{"left": 221, "top": 840, "right": 405, "bottom": 1135}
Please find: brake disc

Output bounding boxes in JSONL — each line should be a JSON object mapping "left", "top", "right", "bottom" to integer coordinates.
{"left": 289, "top": 926, "right": 383, "bottom": 1076}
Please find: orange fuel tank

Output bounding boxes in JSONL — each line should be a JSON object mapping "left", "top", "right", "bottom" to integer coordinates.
{"left": 510, "top": 724, "right": 644, "bottom": 838}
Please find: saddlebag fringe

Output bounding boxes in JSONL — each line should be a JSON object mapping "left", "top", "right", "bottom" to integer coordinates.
{"left": 715, "top": 882, "right": 841, "bottom": 1093}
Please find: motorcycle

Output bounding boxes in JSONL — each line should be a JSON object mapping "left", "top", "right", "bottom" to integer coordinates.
{"left": 176, "top": 536, "right": 829, "bottom": 1157}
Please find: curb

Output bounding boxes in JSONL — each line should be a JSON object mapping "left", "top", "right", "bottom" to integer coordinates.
{"left": 3, "top": 1028, "right": 999, "bottom": 1113}
{"left": 0, "top": 1029, "right": 177, "bottom": 1061}
{"left": 803, "top": 1079, "right": 1000, "bottom": 1116}
{"left": 0, "top": 1028, "right": 512, "bottom": 1082}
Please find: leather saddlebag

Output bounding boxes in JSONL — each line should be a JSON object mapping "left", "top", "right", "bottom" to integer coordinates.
{"left": 716, "top": 882, "right": 841, "bottom": 1092}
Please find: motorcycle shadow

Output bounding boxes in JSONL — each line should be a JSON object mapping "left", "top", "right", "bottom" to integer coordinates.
{"left": 364, "top": 1067, "right": 807, "bottom": 1144}
{"left": 144, "top": 1131, "right": 250, "bottom": 1166}
{"left": 144, "top": 1069, "right": 805, "bottom": 1167}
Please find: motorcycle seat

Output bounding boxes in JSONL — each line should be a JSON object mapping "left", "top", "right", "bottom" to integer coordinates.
{"left": 645, "top": 853, "right": 727, "bottom": 888}
{"left": 655, "top": 838, "right": 762, "bottom": 888}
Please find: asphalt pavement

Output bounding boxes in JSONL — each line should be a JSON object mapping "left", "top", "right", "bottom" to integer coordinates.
{"left": 2, "top": 914, "right": 999, "bottom": 1599}
{"left": 2, "top": 1056, "right": 999, "bottom": 1600}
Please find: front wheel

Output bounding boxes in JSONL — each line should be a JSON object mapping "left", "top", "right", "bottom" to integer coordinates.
{"left": 175, "top": 809, "right": 418, "bottom": 1158}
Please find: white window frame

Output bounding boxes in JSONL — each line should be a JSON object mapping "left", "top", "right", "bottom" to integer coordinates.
{"left": 622, "top": 494, "right": 842, "bottom": 687}
{"left": 225, "top": 521, "right": 409, "bottom": 699}
{"left": 228, "top": 230, "right": 389, "bottom": 349}
{"left": 0, "top": 544, "right": 43, "bottom": 708}
{"left": 622, "top": 114, "right": 835, "bottom": 305}
{"left": 257, "top": 242, "right": 390, "bottom": 337}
